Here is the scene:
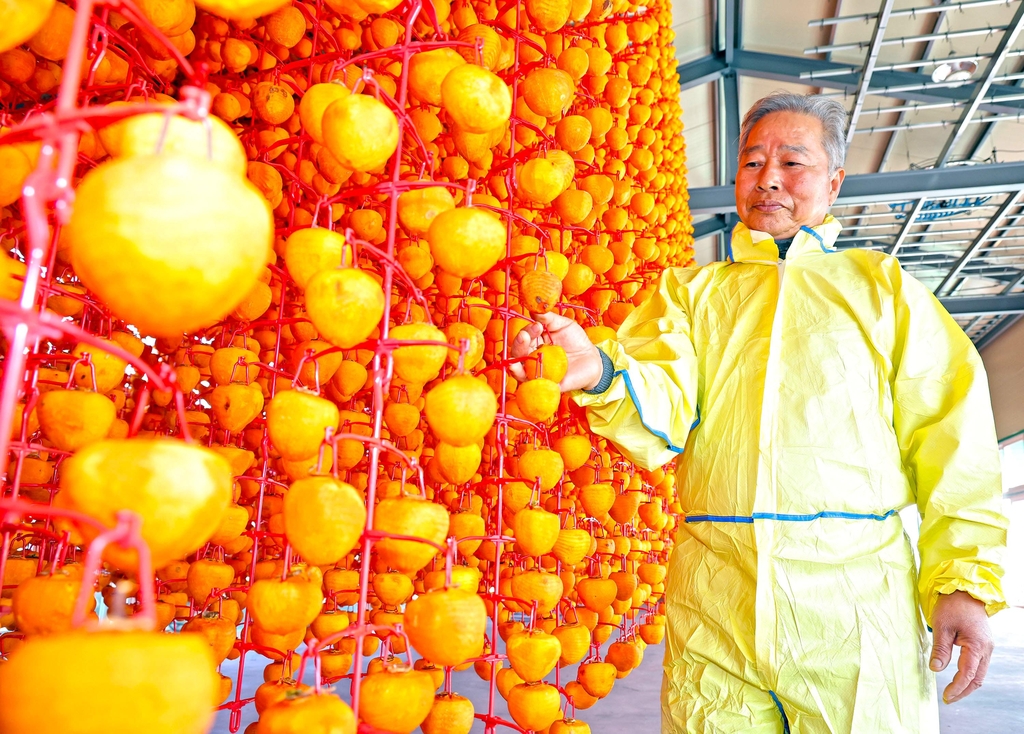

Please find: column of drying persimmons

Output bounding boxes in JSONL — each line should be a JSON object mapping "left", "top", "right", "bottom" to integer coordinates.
{"left": 0, "top": 0, "right": 692, "bottom": 731}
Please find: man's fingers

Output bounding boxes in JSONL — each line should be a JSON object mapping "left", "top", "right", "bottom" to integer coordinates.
{"left": 510, "top": 321, "right": 547, "bottom": 380}
{"left": 945, "top": 636, "right": 993, "bottom": 704}
{"left": 515, "top": 322, "right": 544, "bottom": 347}
{"left": 535, "top": 311, "right": 578, "bottom": 332}
{"left": 930, "top": 622, "right": 955, "bottom": 672}
{"left": 943, "top": 643, "right": 983, "bottom": 704}
{"left": 510, "top": 323, "right": 543, "bottom": 358}
{"left": 973, "top": 645, "right": 992, "bottom": 688}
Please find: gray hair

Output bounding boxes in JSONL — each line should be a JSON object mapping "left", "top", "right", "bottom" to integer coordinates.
{"left": 739, "top": 92, "right": 848, "bottom": 175}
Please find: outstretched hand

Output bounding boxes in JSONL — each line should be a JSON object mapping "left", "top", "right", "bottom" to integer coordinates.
{"left": 509, "top": 313, "right": 605, "bottom": 392}
{"left": 930, "top": 590, "right": 995, "bottom": 704}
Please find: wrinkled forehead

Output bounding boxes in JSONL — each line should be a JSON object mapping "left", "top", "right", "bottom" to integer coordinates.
{"left": 744, "top": 111, "right": 828, "bottom": 157}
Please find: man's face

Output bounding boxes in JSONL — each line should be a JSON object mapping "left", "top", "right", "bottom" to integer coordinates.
{"left": 734, "top": 110, "right": 846, "bottom": 239}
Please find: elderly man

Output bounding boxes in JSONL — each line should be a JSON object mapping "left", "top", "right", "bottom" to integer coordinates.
{"left": 511, "top": 92, "right": 1008, "bottom": 733}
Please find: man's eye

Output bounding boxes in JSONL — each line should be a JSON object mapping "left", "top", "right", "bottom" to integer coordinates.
{"left": 744, "top": 161, "right": 761, "bottom": 168}
{"left": 785, "top": 161, "right": 802, "bottom": 166}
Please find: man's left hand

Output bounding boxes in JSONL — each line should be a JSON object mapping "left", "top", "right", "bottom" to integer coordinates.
{"left": 929, "top": 590, "right": 994, "bottom": 704}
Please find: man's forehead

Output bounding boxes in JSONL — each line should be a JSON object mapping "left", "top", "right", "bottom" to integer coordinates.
{"left": 743, "top": 112, "right": 826, "bottom": 156}
{"left": 743, "top": 143, "right": 810, "bottom": 155}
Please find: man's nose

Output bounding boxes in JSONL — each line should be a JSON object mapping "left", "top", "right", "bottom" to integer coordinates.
{"left": 756, "top": 163, "right": 781, "bottom": 191}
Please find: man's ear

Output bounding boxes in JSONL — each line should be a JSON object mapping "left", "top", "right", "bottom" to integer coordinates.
{"left": 828, "top": 167, "right": 846, "bottom": 206}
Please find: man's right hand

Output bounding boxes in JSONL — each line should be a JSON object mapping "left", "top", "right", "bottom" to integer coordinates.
{"left": 509, "top": 313, "right": 606, "bottom": 392}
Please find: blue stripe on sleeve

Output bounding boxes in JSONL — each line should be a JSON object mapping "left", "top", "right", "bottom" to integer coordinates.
{"left": 614, "top": 369, "right": 688, "bottom": 454}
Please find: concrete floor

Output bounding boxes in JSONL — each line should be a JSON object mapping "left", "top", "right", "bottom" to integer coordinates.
{"left": 213, "top": 607, "right": 1024, "bottom": 733}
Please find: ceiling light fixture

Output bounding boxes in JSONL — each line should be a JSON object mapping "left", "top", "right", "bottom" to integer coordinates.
{"left": 931, "top": 58, "right": 978, "bottom": 84}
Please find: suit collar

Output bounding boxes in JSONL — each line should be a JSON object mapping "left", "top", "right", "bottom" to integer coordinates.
{"left": 727, "top": 215, "right": 843, "bottom": 263}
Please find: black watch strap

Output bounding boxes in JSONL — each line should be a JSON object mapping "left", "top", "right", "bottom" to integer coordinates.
{"left": 582, "top": 348, "right": 615, "bottom": 395}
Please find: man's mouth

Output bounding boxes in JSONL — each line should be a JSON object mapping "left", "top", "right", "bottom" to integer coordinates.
{"left": 751, "top": 201, "right": 785, "bottom": 213}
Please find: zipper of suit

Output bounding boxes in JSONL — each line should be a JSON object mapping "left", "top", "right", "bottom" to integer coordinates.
{"left": 753, "top": 250, "right": 790, "bottom": 687}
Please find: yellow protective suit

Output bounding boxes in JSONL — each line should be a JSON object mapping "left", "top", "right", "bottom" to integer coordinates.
{"left": 574, "top": 216, "right": 1008, "bottom": 733}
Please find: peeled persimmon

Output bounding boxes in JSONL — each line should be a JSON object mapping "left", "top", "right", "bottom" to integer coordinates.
{"left": 506, "top": 628, "right": 561, "bottom": 683}
{"left": 396, "top": 185, "right": 456, "bottom": 237}
{"left": 372, "top": 495, "right": 449, "bottom": 573}
{"left": 454, "top": 24, "right": 501, "bottom": 69}
{"left": 0, "top": 0, "right": 55, "bottom": 53}
{"left": 25, "top": 0, "right": 73, "bottom": 60}
{"left": 507, "top": 682, "right": 562, "bottom": 732}
{"left": 37, "top": 389, "right": 116, "bottom": 452}
{"left": 409, "top": 47, "right": 465, "bottom": 106}
{"left": 114, "top": 112, "right": 247, "bottom": 176}
{"left": 521, "top": 67, "right": 575, "bottom": 119}
{"left": 427, "top": 207, "right": 505, "bottom": 279}
{"left": 66, "top": 154, "right": 272, "bottom": 337}
{"left": 519, "top": 269, "right": 563, "bottom": 314}
{"left": 11, "top": 569, "right": 94, "bottom": 635}
{"left": 284, "top": 227, "right": 351, "bottom": 289}
{"left": 358, "top": 667, "right": 435, "bottom": 734}
{"left": 298, "top": 81, "right": 350, "bottom": 145}
{"left": 194, "top": 0, "right": 289, "bottom": 21}
{"left": 421, "top": 694, "right": 474, "bottom": 734}
{"left": 525, "top": 0, "right": 571, "bottom": 32}
{"left": 518, "top": 155, "right": 571, "bottom": 204}
{"left": 257, "top": 693, "right": 356, "bottom": 734}
{"left": 252, "top": 82, "right": 295, "bottom": 125}
{"left": 441, "top": 64, "right": 512, "bottom": 134}
{"left": 209, "top": 382, "right": 264, "bottom": 433}
{"left": 322, "top": 94, "right": 398, "bottom": 172}
{"left": 390, "top": 322, "right": 447, "bottom": 384}
{"left": 0, "top": 630, "right": 218, "bottom": 734}
{"left": 59, "top": 439, "right": 233, "bottom": 569}
{"left": 304, "top": 267, "right": 384, "bottom": 349}
{"left": 247, "top": 573, "right": 323, "bottom": 635}
{"left": 266, "top": 388, "right": 340, "bottom": 461}
{"left": 424, "top": 375, "right": 497, "bottom": 447}
{"left": 404, "top": 588, "right": 487, "bottom": 667}
{"left": 283, "top": 476, "right": 366, "bottom": 565}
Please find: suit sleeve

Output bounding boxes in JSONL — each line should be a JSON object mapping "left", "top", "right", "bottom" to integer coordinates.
{"left": 890, "top": 266, "right": 1009, "bottom": 625}
{"left": 572, "top": 267, "right": 700, "bottom": 471}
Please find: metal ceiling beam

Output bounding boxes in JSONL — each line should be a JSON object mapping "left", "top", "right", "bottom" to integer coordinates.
{"left": 809, "top": 0, "right": 1008, "bottom": 26}
{"left": 712, "top": 213, "right": 741, "bottom": 262}
{"left": 923, "top": 265, "right": 1024, "bottom": 281}
{"left": 889, "top": 198, "right": 927, "bottom": 256}
{"left": 964, "top": 73, "right": 1024, "bottom": 163}
{"left": 846, "top": 0, "right": 897, "bottom": 144}
{"left": 877, "top": 2, "right": 953, "bottom": 172}
{"left": 938, "top": 293, "right": 1024, "bottom": 315}
{"left": 724, "top": 0, "right": 741, "bottom": 66}
{"left": 976, "top": 314, "right": 1022, "bottom": 349}
{"left": 677, "top": 51, "right": 1024, "bottom": 113}
{"left": 846, "top": 0, "right": 943, "bottom": 260}
{"left": 935, "top": 1, "right": 1024, "bottom": 167}
{"left": 807, "top": 25, "right": 1002, "bottom": 55}
{"left": 935, "top": 190, "right": 1024, "bottom": 295}
{"left": 693, "top": 216, "right": 729, "bottom": 240}
{"left": 689, "top": 161, "right": 1024, "bottom": 215}
{"left": 1001, "top": 269, "right": 1024, "bottom": 295}
{"left": 975, "top": 260, "right": 1024, "bottom": 346}
{"left": 712, "top": 0, "right": 742, "bottom": 186}
{"left": 678, "top": 54, "right": 728, "bottom": 91}
{"left": 720, "top": 72, "right": 740, "bottom": 184}
{"left": 854, "top": 112, "right": 1024, "bottom": 136}
{"left": 807, "top": 50, "right": 1024, "bottom": 78}
{"left": 821, "top": 0, "right": 843, "bottom": 66}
